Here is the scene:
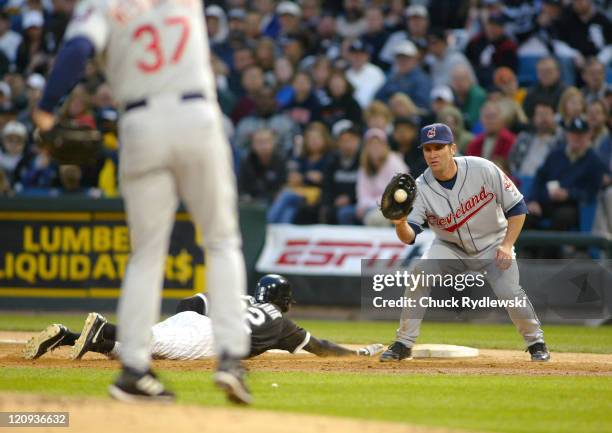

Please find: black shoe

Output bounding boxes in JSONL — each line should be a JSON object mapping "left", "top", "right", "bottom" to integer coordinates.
{"left": 213, "top": 353, "right": 252, "bottom": 405}
{"left": 70, "top": 312, "right": 107, "bottom": 360}
{"left": 108, "top": 367, "right": 175, "bottom": 403}
{"left": 527, "top": 342, "right": 550, "bottom": 362}
{"left": 23, "top": 324, "right": 68, "bottom": 360}
{"left": 380, "top": 341, "right": 412, "bottom": 362}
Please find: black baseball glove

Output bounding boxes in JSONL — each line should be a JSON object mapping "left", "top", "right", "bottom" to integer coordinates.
{"left": 35, "top": 122, "right": 103, "bottom": 165}
{"left": 380, "top": 173, "right": 417, "bottom": 220}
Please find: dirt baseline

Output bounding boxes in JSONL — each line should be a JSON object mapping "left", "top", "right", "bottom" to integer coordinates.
{"left": 1, "top": 331, "right": 611, "bottom": 376}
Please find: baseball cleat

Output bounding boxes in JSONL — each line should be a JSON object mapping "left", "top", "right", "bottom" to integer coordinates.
{"left": 23, "top": 324, "right": 68, "bottom": 360}
{"left": 109, "top": 368, "right": 175, "bottom": 403}
{"left": 527, "top": 342, "right": 550, "bottom": 362}
{"left": 213, "top": 353, "right": 252, "bottom": 405}
{"left": 70, "top": 312, "right": 107, "bottom": 360}
{"left": 379, "top": 341, "right": 413, "bottom": 362}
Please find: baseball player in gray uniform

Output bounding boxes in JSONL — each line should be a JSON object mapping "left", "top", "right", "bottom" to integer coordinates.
{"left": 32, "top": 0, "right": 250, "bottom": 404}
{"left": 380, "top": 123, "right": 550, "bottom": 362}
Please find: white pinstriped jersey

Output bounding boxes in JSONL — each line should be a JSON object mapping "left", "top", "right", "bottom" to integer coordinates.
{"left": 408, "top": 156, "right": 523, "bottom": 255}
{"left": 64, "top": 0, "right": 216, "bottom": 104}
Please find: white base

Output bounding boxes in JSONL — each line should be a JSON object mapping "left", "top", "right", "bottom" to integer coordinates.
{"left": 412, "top": 344, "right": 479, "bottom": 358}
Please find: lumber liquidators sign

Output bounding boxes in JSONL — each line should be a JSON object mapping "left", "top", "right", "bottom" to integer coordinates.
{"left": 0, "top": 212, "right": 204, "bottom": 299}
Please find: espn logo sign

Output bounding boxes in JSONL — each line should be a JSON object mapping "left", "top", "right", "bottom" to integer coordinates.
{"left": 256, "top": 225, "right": 433, "bottom": 276}
{"left": 276, "top": 239, "right": 406, "bottom": 268}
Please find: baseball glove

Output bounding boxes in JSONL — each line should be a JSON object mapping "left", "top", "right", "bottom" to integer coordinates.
{"left": 36, "top": 122, "right": 103, "bottom": 165}
{"left": 380, "top": 173, "right": 417, "bottom": 220}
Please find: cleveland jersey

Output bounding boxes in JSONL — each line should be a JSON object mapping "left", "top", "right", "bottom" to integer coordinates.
{"left": 408, "top": 156, "right": 523, "bottom": 255}
{"left": 64, "top": 0, "right": 216, "bottom": 104}
{"left": 175, "top": 294, "right": 310, "bottom": 357}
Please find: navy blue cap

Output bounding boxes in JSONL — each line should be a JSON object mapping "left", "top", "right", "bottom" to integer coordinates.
{"left": 419, "top": 123, "right": 454, "bottom": 148}
{"left": 564, "top": 117, "right": 589, "bottom": 133}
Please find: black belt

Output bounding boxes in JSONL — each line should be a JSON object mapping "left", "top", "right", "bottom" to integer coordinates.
{"left": 124, "top": 92, "right": 205, "bottom": 112}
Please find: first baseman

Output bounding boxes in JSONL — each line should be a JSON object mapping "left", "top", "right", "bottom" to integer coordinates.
{"left": 32, "top": 0, "right": 250, "bottom": 403}
{"left": 380, "top": 123, "right": 549, "bottom": 362}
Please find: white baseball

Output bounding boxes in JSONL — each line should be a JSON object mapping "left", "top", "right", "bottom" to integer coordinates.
{"left": 394, "top": 189, "right": 408, "bottom": 203}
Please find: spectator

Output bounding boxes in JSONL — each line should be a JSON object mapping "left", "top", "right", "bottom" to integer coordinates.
{"left": 388, "top": 92, "right": 425, "bottom": 124}
{"left": 356, "top": 128, "right": 409, "bottom": 226}
{"left": 467, "top": 101, "right": 516, "bottom": 169}
{"left": 277, "top": 1, "right": 303, "bottom": 37}
{"left": 0, "top": 11, "right": 22, "bottom": 64}
{"left": 238, "top": 128, "right": 287, "bottom": 204}
{"left": 13, "top": 138, "right": 59, "bottom": 194}
{"left": 429, "top": 85, "right": 454, "bottom": 117}
{"left": 0, "top": 166, "right": 12, "bottom": 196}
{"left": 336, "top": 0, "right": 367, "bottom": 39}
{"left": 312, "top": 12, "right": 342, "bottom": 60}
{"left": 0, "top": 120, "right": 27, "bottom": 183}
{"left": 321, "top": 120, "right": 361, "bottom": 224}
{"left": 285, "top": 70, "right": 321, "bottom": 128}
{"left": 494, "top": 66, "right": 527, "bottom": 107}
{"left": 557, "top": 86, "right": 586, "bottom": 126}
{"left": 256, "top": 0, "right": 280, "bottom": 38}
{"left": 465, "top": 13, "right": 518, "bottom": 89}
{"left": 363, "top": 100, "right": 393, "bottom": 133}
{"left": 391, "top": 116, "right": 427, "bottom": 178}
{"left": 514, "top": 0, "right": 564, "bottom": 50}
{"left": 345, "top": 39, "right": 385, "bottom": 109}
{"left": 557, "top": 0, "right": 611, "bottom": 59}
{"left": 425, "top": 27, "right": 473, "bottom": 88}
{"left": 487, "top": 86, "right": 528, "bottom": 134}
{"left": 245, "top": 10, "right": 263, "bottom": 42}
{"left": 15, "top": 10, "right": 51, "bottom": 75}
{"left": 437, "top": 105, "right": 474, "bottom": 154}
{"left": 509, "top": 102, "right": 563, "bottom": 178}
{"left": 274, "top": 56, "right": 296, "bottom": 108}
{"left": 587, "top": 99, "right": 610, "bottom": 152}
{"left": 361, "top": 6, "right": 390, "bottom": 69}
{"left": 380, "top": 4, "right": 430, "bottom": 67}
{"left": 311, "top": 55, "right": 332, "bottom": 106}
{"left": 319, "top": 69, "right": 362, "bottom": 129}
{"left": 450, "top": 63, "right": 486, "bottom": 130}
{"left": 267, "top": 122, "right": 333, "bottom": 223}
{"left": 231, "top": 64, "right": 265, "bottom": 123}
{"left": 375, "top": 40, "right": 431, "bottom": 110}
{"left": 526, "top": 117, "right": 605, "bottom": 233}
{"left": 206, "top": 6, "right": 229, "bottom": 54}
{"left": 58, "top": 165, "right": 101, "bottom": 197}
{"left": 234, "top": 86, "right": 299, "bottom": 156}
{"left": 581, "top": 58, "right": 609, "bottom": 104}
{"left": 228, "top": 46, "right": 255, "bottom": 97}
{"left": 16, "top": 73, "right": 44, "bottom": 134}
{"left": 254, "top": 37, "right": 277, "bottom": 77}
{"left": 522, "top": 57, "right": 567, "bottom": 119}
{"left": 59, "top": 84, "right": 95, "bottom": 128}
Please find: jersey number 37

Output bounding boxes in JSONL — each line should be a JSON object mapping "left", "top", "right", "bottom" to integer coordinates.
{"left": 133, "top": 16, "right": 190, "bottom": 73}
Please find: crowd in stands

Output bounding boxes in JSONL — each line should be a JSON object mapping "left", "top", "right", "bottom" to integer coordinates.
{"left": 0, "top": 0, "right": 610, "bottom": 236}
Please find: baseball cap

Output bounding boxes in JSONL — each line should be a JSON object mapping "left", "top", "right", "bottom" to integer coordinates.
{"left": 228, "top": 8, "right": 246, "bottom": 20}
{"left": 3, "top": 120, "right": 27, "bottom": 138}
{"left": 394, "top": 40, "right": 418, "bottom": 57}
{"left": 406, "top": 5, "right": 428, "bottom": 18}
{"left": 27, "top": 73, "right": 45, "bottom": 90}
{"left": 277, "top": 1, "right": 301, "bottom": 17}
{"left": 364, "top": 128, "right": 388, "bottom": 142}
{"left": 348, "top": 39, "right": 371, "bottom": 54}
{"left": 564, "top": 117, "right": 589, "bottom": 133}
{"left": 419, "top": 123, "right": 454, "bottom": 148}
{"left": 332, "top": 119, "right": 361, "bottom": 138}
{"left": 487, "top": 13, "right": 508, "bottom": 26}
{"left": 0, "top": 81, "right": 11, "bottom": 98}
{"left": 394, "top": 116, "right": 418, "bottom": 128}
{"left": 22, "top": 10, "right": 44, "bottom": 29}
{"left": 205, "top": 5, "right": 225, "bottom": 19}
{"left": 431, "top": 86, "right": 454, "bottom": 103}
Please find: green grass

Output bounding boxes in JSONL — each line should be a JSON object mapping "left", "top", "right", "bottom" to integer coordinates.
{"left": 1, "top": 313, "right": 611, "bottom": 353}
{"left": 1, "top": 368, "right": 611, "bottom": 433}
